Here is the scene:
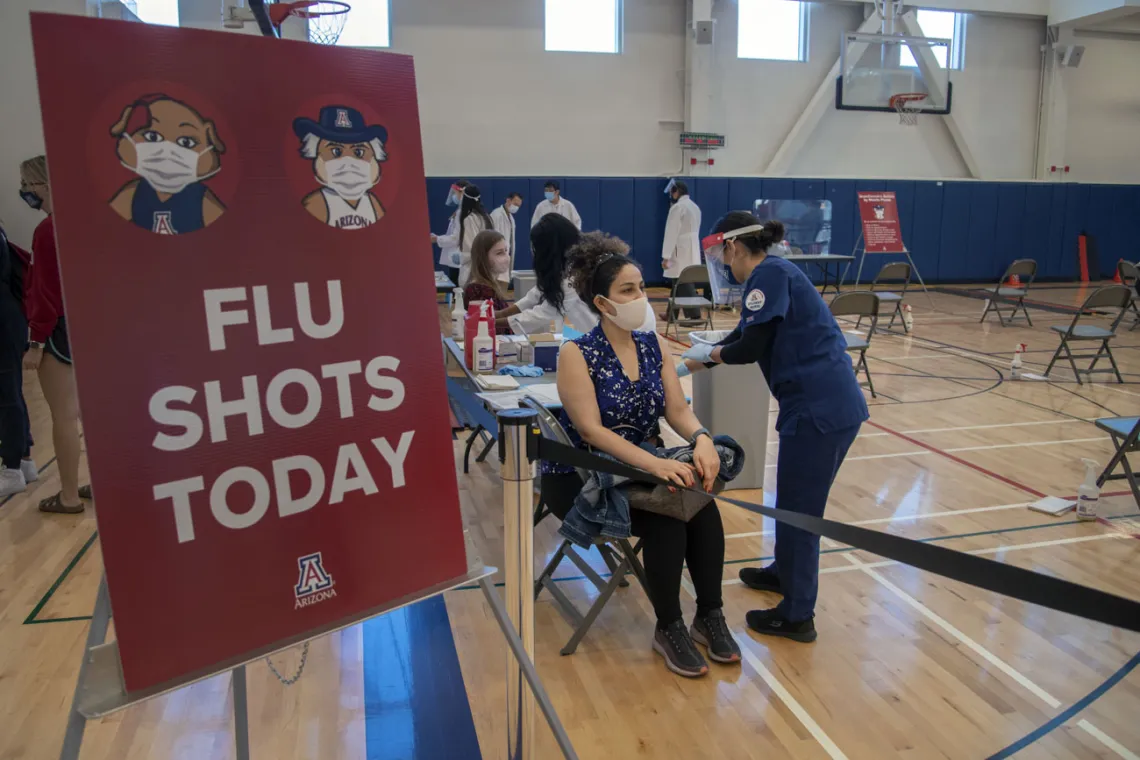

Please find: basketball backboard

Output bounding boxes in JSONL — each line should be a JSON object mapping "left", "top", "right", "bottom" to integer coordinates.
{"left": 836, "top": 32, "right": 953, "bottom": 115}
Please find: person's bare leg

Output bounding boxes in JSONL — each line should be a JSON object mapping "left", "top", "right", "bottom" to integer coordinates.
{"left": 38, "top": 353, "right": 80, "bottom": 506}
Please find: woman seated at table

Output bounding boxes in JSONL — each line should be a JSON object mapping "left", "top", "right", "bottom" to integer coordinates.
{"left": 496, "top": 214, "right": 656, "bottom": 335}
{"left": 463, "top": 230, "right": 513, "bottom": 333}
{"left": 540, "top": 231, "right": 740, "bottom": 678}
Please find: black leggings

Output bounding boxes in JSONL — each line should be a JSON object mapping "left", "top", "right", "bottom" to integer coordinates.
{"left": 0, "top": 300, "right": 29, "bottom": 469}
{"left": 541, "top": 472, "right": 725, "bottom": 627}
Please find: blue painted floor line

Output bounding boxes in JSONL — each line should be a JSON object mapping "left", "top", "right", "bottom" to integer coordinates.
{"left": 363, "top": 596, "right": 481, "bottom": 760}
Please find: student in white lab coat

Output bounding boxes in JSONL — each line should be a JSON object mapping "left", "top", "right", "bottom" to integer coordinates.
{"left": 489, "top": 191, "right": 522, "bottom": 284}
{"left": 530, "top": 180, "right": 581, "bottom": 230}
{"left": 454, "top": 184, "right": 494, "bottom": 287}
{"left": 431, "top": 179, "right": 469, "bottom": 285}
{"left": 498, "top": 214, "right": 655, "bottom": 335}
{"left": 661, "top": 179, "right": 704, "bottom": 319}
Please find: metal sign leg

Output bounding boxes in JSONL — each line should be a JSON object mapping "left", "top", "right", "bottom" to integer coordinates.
{"left": 58, "top": 574, "right": 112, "bottom": 760}
{"left": 904, "top": 250, "right": 936, "bottom": 308}
{"left": 232, "top": 665, "right": 251, "bottom": 760}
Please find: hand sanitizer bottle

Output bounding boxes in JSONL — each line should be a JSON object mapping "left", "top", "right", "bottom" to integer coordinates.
{"left": 473, "top": 303, "right": 495, "bottom": 373}
{"left": 451, "top": 288, "right": 465, "bottom": 341}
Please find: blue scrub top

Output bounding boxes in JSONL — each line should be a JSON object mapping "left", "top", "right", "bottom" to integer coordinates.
{"left": 737, "top": 255, "right": 868, "bottom": 436}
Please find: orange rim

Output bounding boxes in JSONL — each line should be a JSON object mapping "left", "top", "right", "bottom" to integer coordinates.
{"left": 268, "top": 0, "right": 350, "bottom": 26}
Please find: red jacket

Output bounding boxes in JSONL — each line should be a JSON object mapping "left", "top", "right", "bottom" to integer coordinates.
{"left": 26, "top": 216, "right": 63, "bottom": 343}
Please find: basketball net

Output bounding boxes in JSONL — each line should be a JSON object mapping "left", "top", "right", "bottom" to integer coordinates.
{"left": 270, "top": 0, "right": 350, "bottom": 45}
{"left": 890, "top": 93, "right": 927, "bottom": 127}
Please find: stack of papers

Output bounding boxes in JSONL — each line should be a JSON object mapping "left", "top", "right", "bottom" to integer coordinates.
{"left": 474, "top": 374, "right": 519, "bottom": 390}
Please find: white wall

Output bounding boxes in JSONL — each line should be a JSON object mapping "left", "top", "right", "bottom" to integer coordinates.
{"left": 0, "top": 0, "right": 87, "bottom": 248}
{"left": 3, "top": 0, "right": 1139, "bottom": 247}
{"left": 1064, "top": 32, "right": 1140, "bottom": 182}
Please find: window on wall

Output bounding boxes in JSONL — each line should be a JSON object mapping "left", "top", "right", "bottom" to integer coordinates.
{"left": 545, "top": 0, "right": 622, "bottom": 54}
{"left": 131, "top": 0, "right": 178, "bottom": 26}
{"left": 900, "top": 10, "right": 965, "bottom": 69}
{"left": 322, "top": 0, "right": 390, "bottom": 48}
{"left": 737, "top": 0, "right": 807, "bottom": 62}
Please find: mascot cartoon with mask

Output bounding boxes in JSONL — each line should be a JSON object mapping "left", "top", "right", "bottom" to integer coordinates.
{"left": 109, "top": 94, "right": 227, "bottom": 235}
{"left": 293, "top": 106, "right": 387, "bottom": 230}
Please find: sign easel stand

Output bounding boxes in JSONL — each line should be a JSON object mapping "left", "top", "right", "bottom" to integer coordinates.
{"left": 850, "top": 231, "right": 935, "bottom": 308}
{"left": 59, "top": 567, "right": 577, "bottom": 760}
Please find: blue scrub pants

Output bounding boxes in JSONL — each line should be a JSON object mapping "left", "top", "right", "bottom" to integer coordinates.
{"left": 769, "top": 421, "right": 861, "bottom": 621}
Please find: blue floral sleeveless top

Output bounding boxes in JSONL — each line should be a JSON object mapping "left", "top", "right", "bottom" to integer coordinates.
{"left": 546, "top": 326, "right": 665, "bottom": 475}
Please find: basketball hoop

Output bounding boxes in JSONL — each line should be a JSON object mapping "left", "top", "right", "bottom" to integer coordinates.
{"left": 268, "top": 0, "right": 350, "bottom": 45}
{"left": 889, "top": 93, "right": 927, "bottom": 127}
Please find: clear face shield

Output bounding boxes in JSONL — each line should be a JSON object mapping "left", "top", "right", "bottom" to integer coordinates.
{"left": 701, "top": 225, "right": 764, "bottom": 305}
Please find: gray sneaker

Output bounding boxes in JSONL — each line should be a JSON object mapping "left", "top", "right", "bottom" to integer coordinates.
{"left": 652, "top": 619, "right": 708, "bottom": 678}
{"left": 691, "top": 609, "right": 741, "bottom": 664}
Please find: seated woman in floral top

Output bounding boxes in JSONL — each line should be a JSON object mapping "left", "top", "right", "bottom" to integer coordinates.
{"left": 463, "top": 230, "right": 512, "bottom": 333}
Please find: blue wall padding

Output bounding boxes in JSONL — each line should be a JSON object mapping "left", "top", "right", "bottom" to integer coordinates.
{"left": 425, "top": 175, "right": 1140, "bottom": 284}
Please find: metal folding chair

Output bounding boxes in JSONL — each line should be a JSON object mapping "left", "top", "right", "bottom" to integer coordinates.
{"left": 1118, "top": 260, "right": 1140, "bottom": 331}
{"left": 664, "top": 265, "right": 714, "bottom": 339}
{"left": 1043, "top": 285, "right": 1131, "bottom": 385}
{"left": 830, "top": 291, "right": 880, "bottom": 398}
{"left": 521, "top": 398, "right": 649, "bottom": 655}
{"left": 1095, "top": 416, "right": 1140, "bottom": 508}
{"left": 980, "top": 259, "right": 1038, "bottom": 327}
{"left": 864, "top": 261, "right": 912, "bottom": 334}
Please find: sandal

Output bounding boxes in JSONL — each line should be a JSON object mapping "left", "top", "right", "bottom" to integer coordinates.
{"left": 78, "top": 485, "right": 93, "bottom": 500}
{"left": 39, "top": 492, "right": 84, "bottom": 514}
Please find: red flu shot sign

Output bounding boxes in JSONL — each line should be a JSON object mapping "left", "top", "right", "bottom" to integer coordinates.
{"left": 857, "top": 191, "right": 905, "bottom": 253}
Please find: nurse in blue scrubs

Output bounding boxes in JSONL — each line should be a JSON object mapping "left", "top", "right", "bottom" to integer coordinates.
{"left": 682, "top": 211, "right": 868, "bottom": 643}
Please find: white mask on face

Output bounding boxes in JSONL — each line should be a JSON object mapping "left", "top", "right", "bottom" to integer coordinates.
{"left": 123, "top": 138, "right": 216, "bottom": 195}
{"left": 600, "top": 295, "right": 648, "bottom": 332}
{"left": 507, "top": 203, "right": 519, "bottom": 214}
{"left": 317, "top": 156, "right": 378, "bottom": 201}
{"left": 491, "top": 251, "right": 511, "bottom": 275}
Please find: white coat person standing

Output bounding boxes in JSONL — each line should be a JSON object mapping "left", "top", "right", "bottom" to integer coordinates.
{"left": 530, "top": 180, "right": 581, "bottom": 230}
{"left": 431, "top": 179, "right": 469, "bottom": 286}
{"left": 455, "top": 184, "right": 494, "bottom": 287}
{"left": 662, "top": 179, "right": 703, "bottom": 319}
{"left": 489, "top": 191, "right": 522, "bottom": 284}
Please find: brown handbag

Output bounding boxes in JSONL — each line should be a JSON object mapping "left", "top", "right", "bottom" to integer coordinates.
{"left": 620, "top": 477, "right": 725, "bottom": 522}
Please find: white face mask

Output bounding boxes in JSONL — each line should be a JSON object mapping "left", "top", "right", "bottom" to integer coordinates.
{"left": 600, "top": 295, "right": 648, "bottom": 331}
{"left": 123, "top": 138, "right": 216, "bottom": 195}
{"left": 317, "top": 156, "right": 378, "bottom": 201}
{"left": 490, "top": 251, "right": 511, "bottom": 275}
{"left": 507, "top": 203, "right": 519, "bottom": 214}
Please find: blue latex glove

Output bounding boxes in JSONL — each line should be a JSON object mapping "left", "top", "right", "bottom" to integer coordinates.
{"left": 498, "top": 364, "right": 544, "bottom": 377}
{"left": 681, "top": 342, "right": 715, "bottom": 364}
{"left": 675, "top": 362, "right": 692, "bottom": 378}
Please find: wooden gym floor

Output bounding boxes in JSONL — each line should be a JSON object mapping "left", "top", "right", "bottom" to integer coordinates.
{"left": 1, "top": 282, "right": 1138, "bottom": 759}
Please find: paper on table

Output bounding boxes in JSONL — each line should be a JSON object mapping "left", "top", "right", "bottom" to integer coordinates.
{"left": 475, "top": 390, "right": 531, "bottom": 411}
{"left": 475, "top": 374, "right": 520, "bottom": 390}
{"left": 523, "top": 383, "right": 561, "bottom": 407}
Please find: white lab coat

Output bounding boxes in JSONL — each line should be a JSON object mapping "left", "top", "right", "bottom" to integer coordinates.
{"left": 508, "top": 281, "right": 656, "bottom": 336}
{"left": 435, "top": 212, "right": 460, "bottom": 267}
{"left": 457, "top": 214, "right": 493, "bottom": 287}
{"left": 530, "top": 198, "right": 582, "bottom": 230}
{"left": 661, "top": 195, "right": 702, "bottom": 278}
{"left": 489, "top": 204, "right": 517, "bottom": 283}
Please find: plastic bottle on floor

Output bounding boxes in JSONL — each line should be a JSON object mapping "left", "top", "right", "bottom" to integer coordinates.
{"left": 1010, "top": 344, "right": 1025, "bottom": 380}
{"left": 1076, "top": 458, "right": 1100, "bottom": 522}
{"left": 902, "top": 304, "right": 914, "bottom": 331}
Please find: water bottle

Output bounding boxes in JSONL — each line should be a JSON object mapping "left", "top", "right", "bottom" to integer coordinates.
{"left": 1076, "top": 458, "right": 1100, "bottom": 522}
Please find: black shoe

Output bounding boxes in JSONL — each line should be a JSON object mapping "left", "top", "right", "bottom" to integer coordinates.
{"left": 739, "top": 566, "right": 782, "bottom": 594}
{"left": 690, "top": 609, "right": 741, "bottom": 664}
{"left": 745, "top": 608, "right": 817, "bottom": 643}
{"left": 653, "top": 619, "right": 709, "bottom": 678}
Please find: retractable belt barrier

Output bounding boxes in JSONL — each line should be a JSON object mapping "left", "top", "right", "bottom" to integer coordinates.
{"left": 535, "top": 437, "right": 1140, "bottom": 635}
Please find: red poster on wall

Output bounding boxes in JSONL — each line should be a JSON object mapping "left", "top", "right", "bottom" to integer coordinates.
{"left": 857, "top": 191, "right": 905, "bottom": 253}
{"left": 31, "top": 14, "right": 467, "bottom": 694}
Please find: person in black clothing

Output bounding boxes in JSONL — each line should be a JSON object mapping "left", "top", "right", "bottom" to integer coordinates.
{"left": 0, "top": 223, "right": 36, "bottom": 495}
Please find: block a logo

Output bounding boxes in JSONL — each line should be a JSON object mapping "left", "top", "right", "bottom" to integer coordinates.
{"left": 294, "top": 552, "right": 337, "bottom": 610}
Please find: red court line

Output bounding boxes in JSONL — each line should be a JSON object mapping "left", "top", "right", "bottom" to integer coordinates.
{"left": 657, "top": 331, "right": 690, "bottom": 349}
{"left": 864, "top": 419, "right": 1047, "bottom": 499}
